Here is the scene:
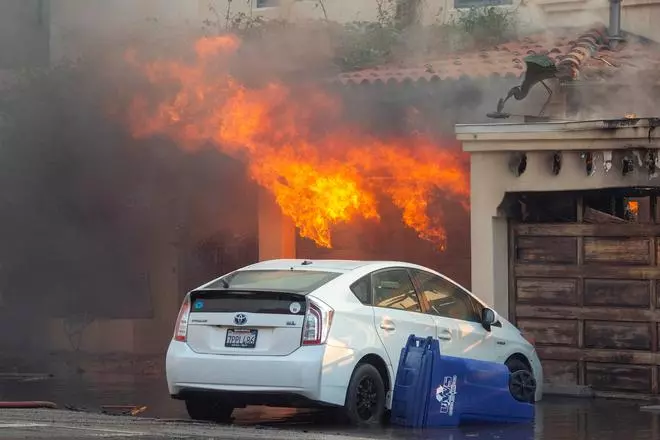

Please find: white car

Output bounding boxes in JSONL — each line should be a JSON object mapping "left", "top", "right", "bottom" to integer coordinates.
{"left": 166, "top": 259, "right": 543, "bottom": 426}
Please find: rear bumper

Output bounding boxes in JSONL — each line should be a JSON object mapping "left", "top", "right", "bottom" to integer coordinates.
{"left": 166, "top": 341, "right": 347, "bottom": 406}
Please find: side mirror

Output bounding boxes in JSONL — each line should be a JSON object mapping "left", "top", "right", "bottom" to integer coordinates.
{"left": 481, "top": 308, "right": 497, "bottom": 332}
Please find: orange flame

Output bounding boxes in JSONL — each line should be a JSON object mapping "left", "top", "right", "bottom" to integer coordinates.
{"left": 627, "top": 200, "right": 639, "bottom": 216}
{"left": 125, "top": 35, "right": 469, "bottom": 250}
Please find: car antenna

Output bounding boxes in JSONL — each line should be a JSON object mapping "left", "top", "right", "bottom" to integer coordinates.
{"left": 291, "top": 260, "right": 313, "bottom": 270}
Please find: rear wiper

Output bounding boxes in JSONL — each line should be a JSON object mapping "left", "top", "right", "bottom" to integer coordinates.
{"left": 218, "top": 278, "right": 229, "bottom": 288}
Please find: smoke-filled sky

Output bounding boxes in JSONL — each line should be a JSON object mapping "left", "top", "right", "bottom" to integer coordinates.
{"left": 0, "top": 1, "right": 655, "bottom": 355}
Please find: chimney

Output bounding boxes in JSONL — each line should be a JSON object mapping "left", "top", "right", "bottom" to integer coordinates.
{"left": 608, "top": 0, "right": 624, "bottom": 49}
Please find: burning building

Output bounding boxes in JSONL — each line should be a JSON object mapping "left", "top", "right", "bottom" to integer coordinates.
{"left": 3, "top": 1, "right": 660, "bottom": 396}
{"left": 124, "top": 33, "right": 474, "bottom": 276}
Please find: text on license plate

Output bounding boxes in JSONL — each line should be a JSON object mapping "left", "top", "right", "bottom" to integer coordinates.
{"left": 225, "top": 329, "right": 258, "bottom": 348}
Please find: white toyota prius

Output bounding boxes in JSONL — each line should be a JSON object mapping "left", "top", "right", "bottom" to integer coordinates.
{"left": 166, "top": 259, "right": 543, "bottom": 425}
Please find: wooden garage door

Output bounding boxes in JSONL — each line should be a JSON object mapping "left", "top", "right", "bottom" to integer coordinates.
{"left": 510, "top": 221, "right": 660, "bottom": 397}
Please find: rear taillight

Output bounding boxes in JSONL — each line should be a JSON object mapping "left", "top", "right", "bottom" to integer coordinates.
{"left": 302, "top": 299, "right": 334, "bottom": 346}
{"left": 173, "top": 296, "right": 191, "bottom": 342}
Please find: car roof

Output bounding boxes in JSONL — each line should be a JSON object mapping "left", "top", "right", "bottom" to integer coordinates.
{"left": 240, "top": 259, "right": 415, "bottom": 273}
{"left": 197, "top": 259, "right": 482, "bottom": 307}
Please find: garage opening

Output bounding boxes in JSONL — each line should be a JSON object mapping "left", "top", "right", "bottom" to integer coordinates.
{"left": 507, "top": 187, "right": 660, "bottom": 398}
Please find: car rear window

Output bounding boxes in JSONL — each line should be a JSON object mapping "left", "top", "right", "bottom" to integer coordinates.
{"left": 205, "top": 270, "right": 341, "bottom": 293}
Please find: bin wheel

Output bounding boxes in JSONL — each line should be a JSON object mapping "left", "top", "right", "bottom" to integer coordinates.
{"left": 185, "top": 397, "right": 234, "bottom": 423}
{"left": 343, "top": 363, "right": 386, "bottom": 426}
{"left": 506, "top": 358, "right": 536, "bottom": 403}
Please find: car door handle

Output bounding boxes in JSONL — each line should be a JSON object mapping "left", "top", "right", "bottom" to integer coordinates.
{"left": 379, "top": 320, "right": 395, "bottom": 331}
{"left": 438, "top": 328, "right": 452, "bottom": 341}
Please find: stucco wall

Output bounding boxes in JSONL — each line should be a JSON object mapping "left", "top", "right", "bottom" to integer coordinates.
{"left": 201, "top": 0, "right": 660, "bottom": 43}
{"left": 49, "top": 0, "right": 200, "bottom": 62}
{"left": 535, "top": 0, "right": 660, "bottom": 44}
{"left": 5, "top": 0, "right": 660, "bottom": 71}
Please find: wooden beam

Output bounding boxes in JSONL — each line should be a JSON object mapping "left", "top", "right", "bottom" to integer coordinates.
{"left": 583, "top": 206, "right": 628, "bottom": 224}
{"left": 516, "top": 304, "right": 660, "bottom": 322}
{"left": 514, "top": 264, "right": 660, "bottom": 279}
{"left": 508, "top": 221, "right": 517, "bottom": 324}
{"left": 536, "top": 346, "right": 660, "bottom": 365}
{"left": 514, "top": 223, "right": 660, "bottom": 237}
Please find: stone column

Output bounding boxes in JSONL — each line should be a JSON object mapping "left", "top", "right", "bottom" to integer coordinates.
{"left": 133, "top": 237, "right": 181, "bottom": 354}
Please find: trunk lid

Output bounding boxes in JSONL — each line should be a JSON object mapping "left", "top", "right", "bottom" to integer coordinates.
{"left": 186, "top": 289, "right": 307, "bottom": 356}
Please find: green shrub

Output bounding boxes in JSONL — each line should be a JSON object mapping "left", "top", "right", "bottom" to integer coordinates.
{"left": 452, "top": 6, "right": 517, "bottom": 45}
{"left": 199, "top": 3, "right": 518, "bottom": 72}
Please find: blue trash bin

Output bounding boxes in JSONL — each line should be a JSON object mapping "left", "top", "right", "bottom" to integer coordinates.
{"left": 423, "top": 345, "right": 535, "bottom": 427}
{"left": 390, "top": 335, "right": 437, "bottom": 428}
{"left": 390, "top": 335, "right": 535, "bottom": 428}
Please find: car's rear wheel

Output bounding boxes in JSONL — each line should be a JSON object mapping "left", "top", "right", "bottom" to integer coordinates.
{"left": 185, "top": 397, "right": 234, "bottom": 423}
{"left": 506, "top": 357, "right": 536, "bottom": 403}
{"left": 343, "top": 363, "right": 386, "bottom": 427}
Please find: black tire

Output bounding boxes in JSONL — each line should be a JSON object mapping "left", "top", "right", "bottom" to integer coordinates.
{"left": 185, "top": 397, "right": 234, "bottom": 423}
{"left": 343, "top": 363, "right": 386, "bottom": 427}
{"left": 506, "top": 357, "right": 536, "bottom": 404}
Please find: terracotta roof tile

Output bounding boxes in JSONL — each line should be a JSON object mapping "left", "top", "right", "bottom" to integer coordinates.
{"left": 579, "top": 38, "right": 660, "bottom": 82}
{"left": 331, "top": 25, "right": 660, "bottom": 85}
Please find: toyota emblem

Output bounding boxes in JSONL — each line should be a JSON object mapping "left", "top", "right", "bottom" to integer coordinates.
{"left": 233, "top": 313, "right": 248, "bottom": 326}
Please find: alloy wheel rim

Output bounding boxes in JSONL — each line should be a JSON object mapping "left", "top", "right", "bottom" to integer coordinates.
{"left": 356, "top": 377, "right": 378, "bottom": 420}
{"left": 510, "top": 370, "right": 537, "bottom": 402}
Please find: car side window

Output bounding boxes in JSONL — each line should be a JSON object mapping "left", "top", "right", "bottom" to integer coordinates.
{"left": 350, "top": 275, "right": 372, "bottom": 305}
{"left": 371, "top": 269, "right": 422, "bottom": 313}
{"left": 412, "top": 270, "right": 480, "bottom": 323}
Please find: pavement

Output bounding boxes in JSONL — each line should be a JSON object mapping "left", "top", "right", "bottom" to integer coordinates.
{"left": 0, "top": 407, "right": 533, "bottom": 439}
{"left": 0, "top": 396, "right": 658, "bottom": 440}
{"left": 1, "top": 374, "right": 660, "bottom": 439}
{"left": 0, "top": 408, "right": 370, "bottom": 439}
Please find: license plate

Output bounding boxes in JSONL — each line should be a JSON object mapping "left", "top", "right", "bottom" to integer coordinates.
{"left": 225, "top": 329, "right": 258, "bottom": 348}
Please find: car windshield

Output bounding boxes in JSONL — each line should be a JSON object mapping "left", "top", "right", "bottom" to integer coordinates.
{"left": 205, "top": 270, "right": 341, "bottom": 294}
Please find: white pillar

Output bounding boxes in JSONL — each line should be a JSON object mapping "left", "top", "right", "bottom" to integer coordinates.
{"left": 258, "top": 188, "right": 296, "bottom": 261}
{"left": 469, "top": 154, "right": 509, "bottom": 317}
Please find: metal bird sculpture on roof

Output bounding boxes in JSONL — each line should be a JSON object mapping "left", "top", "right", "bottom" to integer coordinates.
{"left": 487, "top": 54, "right": 558, "bottom": 119}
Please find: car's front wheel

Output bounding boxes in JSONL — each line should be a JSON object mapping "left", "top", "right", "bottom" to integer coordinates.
{"left": 343, "top": 363, "right": 386, "bottom": 427}
{"left": 185, "top": 397, "right": 234, "bottom": 423}
{"left": 506, "top": 357, "right": 536, "bottom": 403}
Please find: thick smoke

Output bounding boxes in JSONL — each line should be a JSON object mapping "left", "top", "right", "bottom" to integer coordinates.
{"left": 0, "top": 32, "right": 258, "bottom": 355}
{"left": 0, "top": 6, "right": 495, "bottom": 343}
{"left": 571, "top": 29, "right": 660, "bottom": 120}
{"left": 516, "top": 0, "right": 660, "bottom": 120}
{"left": 0, "top": 0, "right": 591, "bottom": 359}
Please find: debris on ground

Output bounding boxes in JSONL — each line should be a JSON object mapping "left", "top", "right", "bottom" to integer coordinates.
{"left": 101, "top": 405, "right": 148, "bottom": 416}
